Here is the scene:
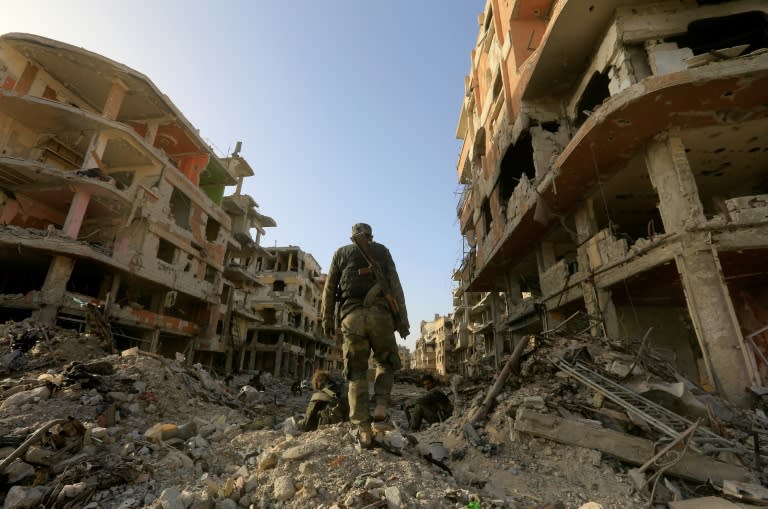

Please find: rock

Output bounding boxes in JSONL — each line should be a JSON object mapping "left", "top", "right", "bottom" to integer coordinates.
{"left": 2, "top": 486, "right": 47, "bottom": 509}
{"left": 365, "top": 477, "right": 385, "bottom": 489}
{"left": 0, "top": 386, "right": 50, "bottom": 410}
{"left": 57, "top": 482, "right": 89, "bottom": 501}
{"left": 157, "top": 487, "right": 185, "bottom": 509}
{"left": 258, "top": 451, "right": 279, "bottom": 470}
{"left": 214, "top": 499, "right": 237, "bottom": 509}
{"left": 384, "top": 486, "right": 405, "bottom": 508}
{"left": 282, "top": 439, "right": 327, "bottom": 461}
{"left": 273, "top": 475, "right": 296, "bottom": 501}
{"left": 5, "top": 460, "right": 35, "bottom": 484}
{"left": 24, "top": 445, "right": 58, "bottom": 465}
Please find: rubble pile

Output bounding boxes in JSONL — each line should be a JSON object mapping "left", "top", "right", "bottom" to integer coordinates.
{"left": 1, "top": 320, "right": 767, "bottom": 509}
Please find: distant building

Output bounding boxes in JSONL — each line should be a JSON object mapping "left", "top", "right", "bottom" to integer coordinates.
{"left": 247, "top": 247, "right": 338, "bottom": 379}
{"left": 413, "top": 314, "right": 454, "bottom": 373}
{"left": 398, "top": 344, "right": 411, "bottom": 370}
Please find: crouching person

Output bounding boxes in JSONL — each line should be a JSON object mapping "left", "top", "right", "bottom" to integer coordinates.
{"left": 404, "top": 374, "right": 454, "bottom": 431}
{"left": 303, "top": 370, "right": 349, "bottom": 431}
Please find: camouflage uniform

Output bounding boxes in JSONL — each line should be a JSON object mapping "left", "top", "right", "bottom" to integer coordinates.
{"left": 321, "top": 224, "right": 409, "bottom": 430}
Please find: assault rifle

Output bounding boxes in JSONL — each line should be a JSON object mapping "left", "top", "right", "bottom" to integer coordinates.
{"left": 351, "top": 232, "right": 407, "bottom": 336}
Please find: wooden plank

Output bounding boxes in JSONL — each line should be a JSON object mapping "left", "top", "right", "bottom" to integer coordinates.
{"left": 514, "top": 409, "right": 750, "bottom": 484}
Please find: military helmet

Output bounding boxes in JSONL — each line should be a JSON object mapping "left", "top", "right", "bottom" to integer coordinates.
{"left": 351, "top": 223, "right": 372, "bottom": 236}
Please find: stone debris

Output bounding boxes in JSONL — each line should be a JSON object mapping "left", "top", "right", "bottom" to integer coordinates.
{"left": 2, "top": 321, "right": 768, "bottom": 509}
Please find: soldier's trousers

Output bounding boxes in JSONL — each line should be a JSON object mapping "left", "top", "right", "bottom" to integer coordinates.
{"left": 341, "top": 305, "right": 401, "bottom": 426}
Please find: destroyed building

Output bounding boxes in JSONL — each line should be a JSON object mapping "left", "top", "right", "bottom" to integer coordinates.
{"left": 0, "top": 33, "right": 336, "bottom": 374}
{"left": 452, "top": 1, "right": 768, "bottom": 404}
{"left": 246, "top": 246, "right": 338, "bottom": 380}
{"left": 413, "top": 313, "right": 455, "bottom": 375}
{"left": 219, "top": 167, "right": 277, "bottom": 373}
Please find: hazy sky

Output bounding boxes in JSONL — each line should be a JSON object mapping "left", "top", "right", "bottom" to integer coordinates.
{"left": 1, "top": 1, "right": 481, "bottom": 351}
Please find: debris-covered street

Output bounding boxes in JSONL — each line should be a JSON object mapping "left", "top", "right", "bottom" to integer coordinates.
{"left": 2, "top": 0, "right": 768, "bottom": 508}
{"left": 3, "top": 319, "right": 768, "bottom": 508}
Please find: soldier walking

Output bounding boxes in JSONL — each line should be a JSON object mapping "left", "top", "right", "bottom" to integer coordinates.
{"left": 321, "top": 223, "right": 410, "bottom": 448}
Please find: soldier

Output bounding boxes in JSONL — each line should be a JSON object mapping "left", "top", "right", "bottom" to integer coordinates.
{"left": 321, "top": 223, "right": 410, "bottom": 449}
{"left": 404, "top": 373, "right": 454, "bottom": 431}
{"left": 302, "top": 369, "right": 348, "bottom": 431}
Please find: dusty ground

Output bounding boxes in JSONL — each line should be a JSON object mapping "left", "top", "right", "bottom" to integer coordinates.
{"left": 0, "top": 320, "right": 761, "bottom": 509}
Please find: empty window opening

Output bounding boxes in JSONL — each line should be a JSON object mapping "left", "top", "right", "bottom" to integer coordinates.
{"left": 0, "top": 255, "right": 49, "bottom": 294}
{"left": 157, "top": 333, "right": 189, "bottom": 359}
{"left": 492, "top": 72, "right": 503, "bottom": 101}
{"left": 576, "top": 70, "right": 611, "bottom": 128}
{"left": 499, "top": 130, "right": 535, "bottom": 208}
{"left": 111, "top": 325, "right": 149, "bottom": 351}
{"left": 163, "top": 292, "right": 204, "bottom": 322}
{"left": 262, "top": 308, "right": 277, "bottom": 325}
{"left": 482, "top": 198, "right": 493, "bottom": 235}
{"left": 157, "top": 238, "right": 176, "bottom": 264}
{"left": 205, "top": 217, "right": 220, "bottom": 242}
{"left": 115, "top": 282, "right": 153, "bottom": 310}
{"left": 273, "top": 280, "right": 286, "bottom": 292}
{"left": 169, "top": 187, "right": 191, "bottom": 230}
{"left": 204, "top": 265, "right": 217, "bottom": 284}
{"left": 66, "top": 260, "right": 104, "bottom": 298}
{"left": 483, "top": 8, "right": 494, "bottom": 31}
{"left": 669, "top": 12, "right": 768, "bottom": 55}
{"left": 541, "top": 121, "right": 560, "bottom": 133}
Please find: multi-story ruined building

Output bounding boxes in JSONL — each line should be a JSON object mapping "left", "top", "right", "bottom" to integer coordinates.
{"left": 454, "top": 1, "right": 768, "bottom": 404}
{"left": 219, "top": 163, "right": 277, "bottom": 372}
{"left": 413, "top": 315, "right": 453, "bottom": 373}
{"left": 0, "top": 33, "right": 248, "bottom": 363}
{"left": 247, "top": 246, "right": 337, "bottom": 380}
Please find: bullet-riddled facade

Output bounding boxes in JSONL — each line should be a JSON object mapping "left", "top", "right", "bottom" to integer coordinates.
{"left": 454, "top": 1, "right": 768, "bottom": 404}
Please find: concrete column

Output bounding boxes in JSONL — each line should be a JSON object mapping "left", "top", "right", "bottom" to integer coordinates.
{"left": 575, "top": 199, "right": 620, "bottom": 338}
{"left": 149, "top": 329, "right": 161, "bottom": 353}
{"left": 536, "top": 242, "right": 556, "bottom": 275}
{"left": 62, "top": 190, "right": 91, "bottom": 238}
{"left": 105, "top": 274, "right": 121, "bottom": 313}
{"left": 646, "top": 135, "right": 752, "bottom": 404}
{"left": 14, "top": 62, "right": 38, "bottom": 95}
{"left": 248, "top": 331, "right": 258, "bottom": 371}
{"left": 101, "top": 79, "right": 128, "bottom": 120}
{"left": 490, "top": 293, "right": 503, "bottom": 368}
{"left": 274, "top": 332, "right": 284, "bottom": 377}
{"left": 35, "top": 256, "right": 76, "bottom": 325}
{"left": 574, "top": 198, "right": 599, "bottom": 244}
{"left": 145, "top": 120, "right": 161, "bottom": 145}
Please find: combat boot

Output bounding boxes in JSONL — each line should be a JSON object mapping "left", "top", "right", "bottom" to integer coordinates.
{"left": 373, "top": 403, "right": 388, "bottom": 422}
{"left": 357, "top": 424, "right": 373, "bottom": 450}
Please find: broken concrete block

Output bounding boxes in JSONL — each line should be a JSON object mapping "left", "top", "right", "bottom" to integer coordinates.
{"left": 384, "top": 486, "right": 405, "bottom": 508}
{"left": 2, "top": 485, "right": 47, "bottom": 509}
{"left": 273, "top": 475, "right": 296, "bottom": 501}
{"left": 0, "top": 385, "right": 50, "bottom": 410}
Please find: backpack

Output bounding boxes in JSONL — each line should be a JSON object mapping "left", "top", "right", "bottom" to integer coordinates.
{"left": 317, "top": 387, "right": 349, "bottom": 426}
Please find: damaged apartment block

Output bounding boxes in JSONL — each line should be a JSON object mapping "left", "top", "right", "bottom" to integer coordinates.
{"left": 0, "top": 33, "right": 336, "bottom": 374}
{"left": 453, "top": 1, "right": 768, "bottom": 404}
